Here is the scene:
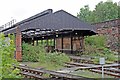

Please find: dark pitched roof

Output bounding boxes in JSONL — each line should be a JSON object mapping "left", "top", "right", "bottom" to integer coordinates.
{"left": 2, "top": 9, "right": 96, "bottom": 35}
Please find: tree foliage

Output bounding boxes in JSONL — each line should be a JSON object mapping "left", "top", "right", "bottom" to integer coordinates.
{"left": 77, "top": 5, "right": 94, "bottom": 23}
{"left": 0, "top": 33, "right": 21, "bottom": 79}
{"left": 77, "top": 1, "right": 119, "bottom": 23}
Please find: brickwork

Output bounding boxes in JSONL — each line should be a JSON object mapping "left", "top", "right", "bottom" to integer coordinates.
{"left": 15, "top": 27, "right": 22, "bottom": 61}
{"left": 92, "top": 19, "right": 120, "bottom": 51}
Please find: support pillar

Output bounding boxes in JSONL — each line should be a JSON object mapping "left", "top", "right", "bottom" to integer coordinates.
{"left": 36, "top": 40, "right": 38, "bottom": 46}
{"left": 61, "top": 35, "right": 63, "bottom": 53}
{"left": 54, "top": 37, "right": 55, "bottom": 49}
{"left": 15, "top": 27, "right": 22, "bottom": 61}
{"left": 82, "top": 36, "right": 85, "bottom": 51}
{"left": 80, "top": 36, "right": 85, "bottom": 52}
{"left": 32, "top": 37, "right": 34, "bottom": 46}
{"left": 70, "top": 34, "right": 73, "bottom": 54}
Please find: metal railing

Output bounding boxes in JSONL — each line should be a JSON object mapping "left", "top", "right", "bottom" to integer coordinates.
{"left": 0, "top": 19, "right": 16, "bottom": 31}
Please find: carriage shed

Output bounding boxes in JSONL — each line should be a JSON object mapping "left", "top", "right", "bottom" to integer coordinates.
{"left": 1, "top": 9, "right": 96, "bottom": 61}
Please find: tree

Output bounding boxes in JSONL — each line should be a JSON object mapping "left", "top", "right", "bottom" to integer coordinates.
{"left": 118, "top": 1, "right": 120, "bottom": 18}
{"left": 77, "top": 1, "right": 119, "bottom": 23}
{"left": 0, "top": 33, "right": 21, "bottom": 79}
{"left": 77, "top": 5, "right": 94, "bottom": 23}
{"left": 94, "top": 1, "right": 118, "bottom": 22}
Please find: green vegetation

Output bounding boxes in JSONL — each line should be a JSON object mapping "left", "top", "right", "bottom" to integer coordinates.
{"left": 22, "top": 42, "right": 70, "bottom": 70}
{"left": 77, "top": 0, "right": 120, "bottom": 23}
{"left": 85, "top": 35, "right": 106, "bottom": 47}
{"left": 38, "top": 51, "right": 70, "bottom": 70}
{"left": 84, "top": 35, "right": 117, "bottom": 64}
{"left": 22, "top": 42, "right": 42, "bottom": 62}
{"left": 72, "top": 70, "right": 114, "bottom": 78}
{"left": 0, "top": 33, "right": 21, "bottom": 79}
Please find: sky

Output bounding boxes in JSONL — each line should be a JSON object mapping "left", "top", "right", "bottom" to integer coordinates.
{"left": 0, "top": 0, "right": 119, "bottom": 26}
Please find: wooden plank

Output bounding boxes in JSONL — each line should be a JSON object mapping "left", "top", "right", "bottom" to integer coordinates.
{"left": 20, "top": 72, "right": 45, "bottom": 79}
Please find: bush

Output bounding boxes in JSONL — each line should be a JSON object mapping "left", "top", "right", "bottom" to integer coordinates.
{"left": 22, "top": 42, "right": 70, "bottom": 67}
{"left": 38, "top": 51, "right": 70, "bottom": 69}
{"left": 84, "top": 35, "right": 116, "bottom": 63}
{"left": 45, "top": 52, "right": 70, "bottom": 66}
{"left": 85, "top": 35, "right": 106, "bottom": 47}
{"left": 0, "top": 33, "right": 21, "bottom": 79}
{"left": 22, "top": 42, "right": 44, "bottom": 62}
{"left": 37, "top": 46, "right": 70, "bottom": 67}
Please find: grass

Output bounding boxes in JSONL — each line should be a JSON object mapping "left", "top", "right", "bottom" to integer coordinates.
{"left": 81, "top": 52, "right": 118, "bottom": 64}
{"left": 71, "top": 70, "right": 114, "bottom": 78}
{"left": 20, "top": 62, "right": 63, "bottom": 70}
{"left": 20, "top": 62, "right": 41, "bottom": 68}
{"left": 38, "top": 62, "right": 63, "bottom": 70}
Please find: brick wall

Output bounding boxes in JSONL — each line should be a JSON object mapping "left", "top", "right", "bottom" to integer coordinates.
{"left": 15, "top": 27, "right": 22, "bottom": 61}
{"left": 92, "top": 19, "right": 120, "bottom": 51}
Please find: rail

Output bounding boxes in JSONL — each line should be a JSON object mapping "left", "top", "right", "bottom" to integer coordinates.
{"left": 65, "top": 62, "right": 120, "bottom": 78}
{"left": 14, "top": 65, "right": 92, "bottom": 80}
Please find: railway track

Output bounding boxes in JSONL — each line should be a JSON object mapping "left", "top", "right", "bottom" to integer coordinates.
{"left": 15, "top": 55, "right": 119, "bottom": 79}
{"left": 14, "top": 65, "right": 92, "bottom": 80}
{"left": 65, "top": 62, "right": 120, "bottom": 78}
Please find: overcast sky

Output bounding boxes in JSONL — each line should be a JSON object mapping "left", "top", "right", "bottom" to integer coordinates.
{"left": 0, "top": 0, "right": 119, "bottom": 26}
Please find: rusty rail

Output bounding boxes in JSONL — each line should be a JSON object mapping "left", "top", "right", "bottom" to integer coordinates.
{"left": 65, "top": 62, "right": 120, "bottom": 78}
{"left": 14, "top": 65, "right": 92, "bottom": 80}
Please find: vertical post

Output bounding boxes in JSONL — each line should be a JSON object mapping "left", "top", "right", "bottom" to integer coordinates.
{"left": 61, "top": 35, "right": 63, "bottom": 53}
{"left": 32, "top": 37, "right": 34, "bottom": 46}
{"left": 79, "top": 36, "right": 82, "bottom": 50}
{"left": 36, "top": 39, "right": 38, "bottom": 46}
{"left": 102, "top": 65, "right": 104, "bottom": 79}
{"left": 71, "top": 33, "right": 73, "bottom": 54}
{"left": 15, "top": 26, "right": 22, "bottom": 61}
{"left": 41, "top": 40, "right": 43, "bottom": 45}
{"left": 54, "top": 37, "right": 55, "bottom": 49}
{"left": 99, "top": 57, "right": 105, "bottom": 79}
{"left": 82, "top": 36, "right": 85, "bottom": 51}
{"left": 47, "top": 39, "right": 48, "bottom": 46}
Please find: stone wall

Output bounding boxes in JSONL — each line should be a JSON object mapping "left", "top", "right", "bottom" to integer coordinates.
{"left": 92, "top": 19, "right": 120, "bottom": 51}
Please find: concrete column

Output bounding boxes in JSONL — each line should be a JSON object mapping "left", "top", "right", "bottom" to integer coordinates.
{"left": 15, "top": 27, "right": 22, "bottom": 61}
